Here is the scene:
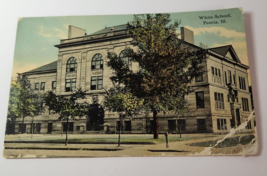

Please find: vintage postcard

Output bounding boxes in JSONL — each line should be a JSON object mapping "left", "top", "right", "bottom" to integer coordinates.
{"left": 4, "top": 7, "right": 258, "bottom": 158}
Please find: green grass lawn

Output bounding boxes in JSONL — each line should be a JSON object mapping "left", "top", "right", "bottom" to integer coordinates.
{"left": 188, "top": 135, "right": 255, "bottom": 148}
{"left": 40, "top": 135, "right": 216, "bottom": 144}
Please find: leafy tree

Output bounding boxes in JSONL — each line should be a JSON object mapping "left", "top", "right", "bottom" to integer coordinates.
{"left": 104, "top": 86, "right": 143, "bottom": 146}
{"left": 43, "top": 88, "right": 89, "bottom": 145}
{"left": 107, "top": 14, "right": 207, "bottom": 138}
{"left": 7, "top": 76, "right": 44, "bottom": 134}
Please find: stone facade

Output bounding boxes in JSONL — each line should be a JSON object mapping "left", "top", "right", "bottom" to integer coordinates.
{"left": 15, "top": 24, "right": 255, "bottom": 134}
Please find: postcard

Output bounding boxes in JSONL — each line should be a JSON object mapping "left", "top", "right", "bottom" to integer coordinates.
{"left": 4, "top": 7, "right": 258, "bottom": 158}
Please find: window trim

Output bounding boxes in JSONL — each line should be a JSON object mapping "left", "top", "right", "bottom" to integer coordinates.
{"left": 90, "top": 76, "right": 103, "bottom": 90}
{"left": 66, "top": 57, "right": 77, "bottom": 72}
{"left": 52, "top": 81, "right": 57, "bottom": 89}
{"left": 196, "top": 91, "right": 205, "bottom": 109}
{"left": 40, "top": 82, "right": 45, "bottom": 90}
{"left": 91, "top": 53, "right": 103, "bottom": 70}
{"left": 65, "top": 78, "right": 76, "bottom": 92}
{"left": 119, "top": 50, "right": 132, "bottom": 67}
{"left": 35, "top": 83, "right": 39, "bottom": 90}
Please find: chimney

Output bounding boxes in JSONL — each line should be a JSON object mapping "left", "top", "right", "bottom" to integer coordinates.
{"left": 181, "top": 27, "right": 194, "bottom": 45}
{"left": 68, "top": 25, "right": 86, "bottom": 39}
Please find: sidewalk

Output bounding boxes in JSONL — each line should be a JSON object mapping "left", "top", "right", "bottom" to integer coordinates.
{"left": 3, "top": 133, "right": 255, "bottom": 158}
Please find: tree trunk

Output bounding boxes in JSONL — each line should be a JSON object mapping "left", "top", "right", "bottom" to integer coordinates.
{"left": 118, "top": 114, "right": 122, "bottom": 147}
{"left": 65, "top": 118, "right": 68, "bottom": 146}
{"left": 153, "top": 110, "right": 158, "bottom": 139}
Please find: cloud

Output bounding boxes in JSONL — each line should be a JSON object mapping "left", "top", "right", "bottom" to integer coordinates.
{"left": 38, "top": 25, "right": 67, "bottom": 39}
{"left": 38, "top": 25, "right": 52, "bottom": 38}
{"left": 54, "top": 28, "right": 67, "bottom": 39}
{"left": 183, "top": 26, "right": 245, "bottom": 39}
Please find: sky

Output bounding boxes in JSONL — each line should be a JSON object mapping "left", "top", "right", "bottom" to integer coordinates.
{"left": 12, "top": 8, "right": 250, "bottom": 83}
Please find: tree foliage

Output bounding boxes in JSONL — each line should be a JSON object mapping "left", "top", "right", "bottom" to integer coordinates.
{"left": 107, "top": 14, "right": 207, "bottom": 138}
{"left": 8, "top": 76, "right": 43, "bottom": 120}
{"left": 43, "top": 88, "right": 89, "bottom": 120}
{"left": 43, "top": 88, "right": 89, "bottom": 145}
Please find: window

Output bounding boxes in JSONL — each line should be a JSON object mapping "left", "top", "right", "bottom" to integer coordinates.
{"left": 215, "top": 68, "right": 217, "bottom": 76}
{"left": 116, "top": 121, "right": 123, "bottom": 131}
{"left": 233, "top": 74, "right": 236, "bottom": 85}
{"left": 62, "top": 122, "right": 74, "bottom": 132}
{"left": 124, "top": 121, "right": 131, "bottom": 131}
{"left": 52, "top": 81, "right": 56, "bottom": 89}
{"left": 239, "top": 76, "right": 246, "bottom": 90}
{"left": 196, "top": 92, "right": 205, "bottom": 109}
{"left": 195, "top": 72, "right": 203, "bottom": 82}
{"left": 40, "top": 82, "right": 45, "bottom": 90}
{"left": 246, "top": 120, "right": 252, "bottom": 129}
{"left": 217, "top": 119, "right": 227, "bottom": 130}
{"left": 224, "top": 71, "right": 227, "bottom": 85}
{"left": 228, "top": 70, "right": 232, "bottom": 83}
{"left": 242, "top": 98, "right": 249, "bottom": 111}
{"left": 66, "top": 57, "right": 77, "bottom": 72}
{"left": 215, "top": 92, "right": 224, "bottom": 109}
{"left": 91, "top": 54, "right": 103, "bottom": 70}
{"left": 168, "top": 120, "right": 176, "bottom": 132}
{"left": 119, "top": 50, "right": 132, "bottom": 66}
{"left": 211, "top": 67, "right": 214, "bottom": 75}
{"left": 65, "top": 78, "right": 76, "bottom": 92}
{"left": 218, "top": 69, "right": 221, "bottom": 77}
{"left": 178, "top": 119, "right": 186, "bottom": 131}
{"left": 35, "top": 83, "right": 39, "bottom": 90}
{"left": 91, "top": 76, "right": 103, "bottom": 90}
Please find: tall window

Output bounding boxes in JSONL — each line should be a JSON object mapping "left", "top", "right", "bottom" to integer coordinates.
{"left": 91, "top": 76, "right": 103, "bottom": 90}
{"left": 217, "top": 119, "right": 227, "bottom": 130}
{"left": 52, "top": 81, "right": 56, "bottom": 89}
{"left": 242, "top": 98, "right": 249, "bottom": 111}
{"left": 233, "top": 74, "right": 236, "bottom": 85}
{"left": 40, "top": 82, "right": 45, "bottom": 90}
{"left": 66, "top": 57, "right": 77, "bottom": 72}
{"left": 119, "top": 50, "right": 132, "bottom": 66}
{"left": 228, "top": 70, "right": 232, "bottom": 83}
{"left": 196, "top": 92, "right": 205, "bottom": 109}
{"left": 91, "top": 54, "right": 103, "bottom": 70}
{"left": 215, "top": 92, "right": 224, "bottom": 109}
{"left": 224, "top": 71, "right": 227, "bottom": 85}
{"left": 195, "top": 72, "right": 203, "bottom": 82}
{"left": 239, "top": 76, "right": 246, "bottom": 90}
{"left": 211, "top": 67, "right": 214, "bottom": 75}
{"left": 35, "top": 83, "right": 39, "bottom": 90}
{"left": 65, "top": 79, "right": 76, "bottom": 92}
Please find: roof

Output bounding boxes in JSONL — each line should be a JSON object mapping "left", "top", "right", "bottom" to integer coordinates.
{"left": 23, "top": 61, "right": 57, "bottom": 74}
{"left": 90, "top": 24, "right": 127, "bottom": 35}
{"left": 209, "top": 45, "right": 232, "bottom": 56}
{"left": 209, "top": 45, "right": 241, "bottom": 63}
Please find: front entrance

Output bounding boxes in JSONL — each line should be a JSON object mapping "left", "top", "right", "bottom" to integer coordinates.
{"left": 87, "top": 103, "right": 104, "bottom": 131}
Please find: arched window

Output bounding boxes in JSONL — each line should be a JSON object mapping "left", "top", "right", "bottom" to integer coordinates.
{"left": 91, "top": 54, "right": 103, "bottom": 70}
{"left": 119, "top": 50, "right": 132, "bottom": 66}
{"left": 66, "top": 57, "right": 77, "bottom": 72}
